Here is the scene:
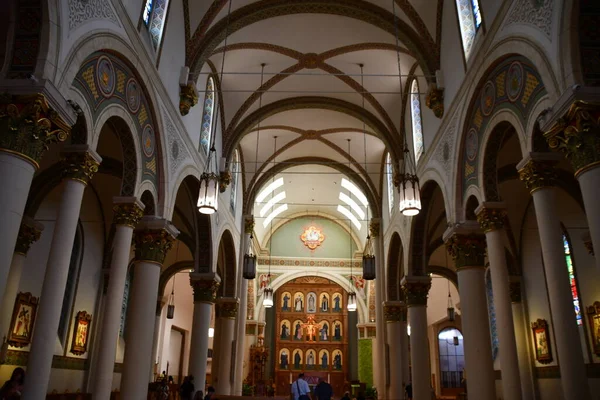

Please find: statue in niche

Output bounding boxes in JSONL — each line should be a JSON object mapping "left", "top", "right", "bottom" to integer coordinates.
{"left": 321, "top": 294, "right": 328, "bottom": 311}
{"left": 333, "top": 294, "right": 341, "bottom": 311}
{"left": 333, "top": 352, "right": 342, "bottom": 370}
{"left": 294, "top": 322, "right": 303, "bottom": 340}
{"left": 280, "top": 351, "right": 288, "bottom": 369}
{"left": 282, "top": 293, "right": 290, "bottom": 311}
{"left": 334, "top": 322, "right": 341, "bottom": 340}
{"left": 281, "top": 322, "right": 289, "bottom": 339}
{"left": 307, "top": 293, "right": 316, "bottom": 313}
{"left": 320, "top": 323, "right": 329, "bottom": 341}
{"left": 307, "top": 351, "right": 315, "bottom": 367}
{"left": 294, "top": 351, "right": 301, "bottom": 369}
{"left": 295, "top": 295, "right": 303, "bottom": 312}
{"left": 321, "top": 352, "right": 328, "bottom": 369}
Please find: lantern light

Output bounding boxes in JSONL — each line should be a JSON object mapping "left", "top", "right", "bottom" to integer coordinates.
{"left": 243, "top": 253, "right": 257, "bottom": 280}
{"left": 399, "top": 173, "right": 421, "bottom": 216}
{"left": 263, "top": 287, "right": 274, "bottom": 308}
{"left": 197, "top": 170, "right": 219, "bottom": 214}
{"left": 347, "top": 292, "right": 357, "bottom": 312}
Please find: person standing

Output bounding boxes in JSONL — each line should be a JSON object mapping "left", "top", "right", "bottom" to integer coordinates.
{"left": 204, "top": 386, "right": 215, "bottom": 400}
{"left": 0, "top": 367, "right": 24, "bottom": 399}
{"left": 179, "top": 375, "right": 194, "bottom": 400}
{"left": 292, "top": 373, "right": 311, "bottom": 400}
{"left": 314, "top": 378, "right": 333, "bottom": 400}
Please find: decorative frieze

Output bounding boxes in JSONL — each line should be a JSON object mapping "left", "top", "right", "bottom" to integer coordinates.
{"left": 426, "top": 85, "right": 444, "bottom": 118}
{"left": 216, "top": 297, "right": 240, "bottom": 319}
{"left": 445, "top": 234, "right": 486, "bottom": 269}
{"left": 383, "top": 301, "right": 407, "bottom": 322}
{"left": 179, "top": 83, "right": 198, "bottom": 116}
{"left": 401, "top": 276, "right": 432, "bottom": 307}
{"left": 190, "top": 273, "right": 221, "bottom": 304}
{"left": 544, "top": 101, "right": 600, "bottom": 177}
{"left": 517, "top": 158, "right": 558, "bottom": 193}
{"left": 113, "top": 199, "right": 144, "bottom": 228}
{"left": 0, "top": 93, "right": 70, "bottom": 168}
{"left": 476, "top": 203, "right": 507, "bottom": 233}
{"left": 14, "top": 217, "right": 43, "bottom": 255}
{"left": 134, "top": 227, "right": 176, "bottom": 265}
{"left": 62, "top": 147, "right": 101, "bottom": 185}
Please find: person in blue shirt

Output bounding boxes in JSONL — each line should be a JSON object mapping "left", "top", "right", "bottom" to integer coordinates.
{"left": 291, "top": 373, "right": 311, "bottom": 400}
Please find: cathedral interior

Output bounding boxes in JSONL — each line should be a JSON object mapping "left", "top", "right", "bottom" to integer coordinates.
{"left": 0, "top": 0, "right": 599, "bottom": 399}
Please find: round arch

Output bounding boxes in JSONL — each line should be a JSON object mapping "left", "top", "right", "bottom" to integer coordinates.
{"left": 386, "top": 232, "right": 403, "bottom": 301}
{"left": 216, "top": 229, "right": 237, "bottom": 297}
{"left": 158, "top": 260, "right": 194, "bottom": 298}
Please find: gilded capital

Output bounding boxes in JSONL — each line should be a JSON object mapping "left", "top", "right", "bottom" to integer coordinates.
{"left": 517, "top": 158, "right": 558, "bottom": 193}
{"left": 62, "top": 146, "right": 101, "bottom": 185}
{"left": 0, "top": 93, "right": 70, "bottom": 168}
{"left": 179, "top": 83, "right": 198, "bottom": 116}
{"left": 476, "top": 204, "right": 507, "bottom": 233}
{"left": 190, "top": 274, "right": 221, "bottom": 304}
{"left": 426, "top": 84, "right": 444, "bottom": 119}
{"left": 544, "top": 101, "right": 600, "bottom": 177}
{"left": 113, "top": 198, "right": 145, "bottom": 228}
{"left": 401, "top": 277, "right": 432, "bottom": 307}
{"left": 244, "top": 215, "right": 255, "bottom": 234}
{"left": 134, "top": 228, "right": 176, "bottom": 265}
{"left": 369, "top": 219, "right": 381, "bottom": 238}
{"left": 216, "top": 297, "right": 240, "bottom": 319}
{"left": 383, "top": 301, "right": 407, "bottom": 322}
{"left": 445, "top": 233, "right": 486, "bottom": 269}
{"left": 14, "top": 218, "right": 43, "bottom": 255}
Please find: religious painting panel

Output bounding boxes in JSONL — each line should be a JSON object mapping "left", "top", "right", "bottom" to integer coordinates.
{"left": 292, "top": 349, "right": 303, "bottom": 370}
{"left": 319, "top": 293, "right": 330, "bottom": 312}
{"left": 531, "top": 318, "right": 552, "bottom": 364}
{"left": 281, "top": 291, "right": 292, "bottom": 311}
{"left": 587, "top": 301, "right": 600, "bottom": 356}
{"left": 293, "top": 292, "right": 305, "bottom": 312}
{"left": 318, "top": 349, "right": 330, "bottom": 370}
{"left": 305, "top": 349, "right": 317, "bottom": 369}
{"left": 306, "top": 292, "right": 317, "bottom": 313}
{"left": 292, "top": 320, "right": 304, "bottom": 341}
{"left": 279, "top": 348, "right": 290, "bottom": 370}
{"left": 8, "top": 292, "right": 38, "bottom": 348}
{"left": 332, "top": 349, "right": 343, "bottom": 370}
{"left": 332, "top": 292, "right": 343, "bottom": 312}
{"left": 280, "top": 319, "right": 291, "bottom": 341}
{"left": 70, "top": 311, "right": 92, "bottom": 356}
{"left": 333, "top": 320, "right": 343, "bottom": 341}
{"left": 319, "top": 321, "right": 330, "bottom": 342}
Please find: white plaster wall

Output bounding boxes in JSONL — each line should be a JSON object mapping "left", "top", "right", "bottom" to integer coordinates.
{"left": 439, "top": 0, "right": 466, "bottom": 110}
{"left": 157, "top": 0, "right": 187, "bottom": 110}
{"left": 122, "top": 0, "right": 144, "bottom": 26}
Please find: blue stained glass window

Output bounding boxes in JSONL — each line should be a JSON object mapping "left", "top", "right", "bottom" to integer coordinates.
{"left": 386, "top": 153, "right": 394, "bottom": 215}
{"left": 230, "top": 150, "right": 240, "bottom": 212}
{"left": 143, "top": 0, "right": 154, "bottom": 26}
{"left": 455, "top": 0, "right": 482, "bottom": 58}
{"left": 200, "top": 77, "right": 215, "bottom": 155}
{"left": 563, "top": 234, "right": 582, "bottom": 325}
{"left": 471, "top": 0, "right": 482, "bottom": 30}
{"left": 485, "top": 268, "right": 499, "bottom": 359}
{"left": 410, "top": 80, "right": 424, "bottom": 162}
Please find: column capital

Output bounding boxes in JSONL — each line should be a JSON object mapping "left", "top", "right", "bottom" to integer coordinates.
{"left": 475, "top": 202, "right": 507, "bottom": 233}
{"left": 14, "top": 216, "right": 44, "bottom": 255}
{"left": 61, "top": 145, "right": 102, "bottom": 185}
{"left": 244, "top": 215, "right": 255, "bottom": 234}
{"left": 216, "top": 297, "right": 240, "bottom": 319}
{"left": 369, "top": 219, "right": 381, "bottom": 238}
{"left": 543, "top": 100, "right": 600, "bottom": 177}
{"left": 383, "top": 301, "right": 407, "bottom": 322}
{"left": 190, "top": 272, "right": 221, "bottom": 304}
{"left": 113, "top": 197, "right": 145, "bottom": 228}
{"left": 0, "top": 93, "right": 70, "bottom": 169}
{"left": 133, "top": 217, "right": 179, "bottom": 264}
{"left": 517, "top": 152, "right": 560, "bottom": 194}
{"left": 443, "top": 222, "right": 486, "bottom": 269}
{"left": 401, "top": 276, "right": 432, "bottom": 307}
{"left": 509, "top": 277, "right": 522, "bottom": 303}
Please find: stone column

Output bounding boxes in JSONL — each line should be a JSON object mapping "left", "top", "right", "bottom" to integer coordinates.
{"left": 543, "top": 101, "right": 600, "bottom": 274}
{"left": 401, "top": 275, "right": 431, "bottom": 400}
{"left": 444, "top": 226, "right": 496, "bottom": 400}
{"left": 215, "top": 297, "right": 239, "bottom": 394}
{"left": 150, "top": 299, "right": 166, "bottom": 382}
{"left": 518, "top": 154, "right": 591, "bottom": 400}
{"left": 120, "top": 218, "right": 178, "bottom": 400}
{"left": 22, "top": 146, "right": 101, "bottom": 400}
{"left": 233, "top": 215, "right": 253, "bottom": 395}
{"left": 189, "top": 273, "right": 221, "bottom": 395}
{"left": 476, "top": 203, "right": 522, "bottom": 400}
{"left": 0, "top": 217, "right": 43, "bottom": 342}
{"left": 384, "top": 301, "right": 406, "bottom": 400}
{"left": 509, "top": 278, "right": 536, "bottom": 400}
{"left": 0, "top": 94, "right": 70, "bottom": 314}
{"left": 93, "top": 198, "right": 144, "bottom": 399}
{"left": 370, "top": 219, "right": 386, "bottom": 396}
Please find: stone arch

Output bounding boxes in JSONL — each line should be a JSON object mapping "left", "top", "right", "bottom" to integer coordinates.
{"left": 464, "top": 195, "right": 479, "bottom": 221}
{"left": 387, "top": 232, "right": 403, "bottom": 301}
{"left": 428, "top": 265, "right": 458, "bottom": 290}
{"left": 216, "top": 230, "right": 237, "bottom": 297}
{"left": 158, "top": 260, "right": 194, "bottom": 299}
{"left": 245, "top": 157, "right": 380, "bottom": 218}
{"left": 141, "top": 190, "right": 156, "bottom": 216}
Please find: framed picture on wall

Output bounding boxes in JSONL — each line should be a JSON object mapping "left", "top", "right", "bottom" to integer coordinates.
{"left": 70, "top": 311, "right": 92, "bottom": 356}
{"left": 531, "top": 318, "right": 552, "bottom": 364}
{"left": 587, "top": 301, "right": 600, "bottom": 356}
{"left": 7, "top": 292, "right": 38, "bottom": 348}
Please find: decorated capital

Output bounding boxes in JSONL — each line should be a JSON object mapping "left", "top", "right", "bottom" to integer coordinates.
{"left": 401, "top": 276, "right": 432, "bottom": 307}
{"left": 62, "top": 146, "right": 101, "bottom": 185}
{"left": 426, "top": 84, "right": 444, "bottom": 118}
{"left": 383, "top": 301, "right": 407, "bottom": 322}
{"left": 14, "top": 217, "right": 43, "bottom": 255}
{"left": 216, "top": 297, "right": 240, "bottom": 319}
{"left": 476, "top": 203, "right": 507, "bottom": 233}
{"left": 0, "top": 93, "right": 70, "bottom": 168}
{"left": 369, "top": 219, "right": 381, "bottom": 238}
{"left": 517, "top": 156, "right": 558, "bottom": 194}
{"left": 190, "top": 273, "right": 221, "bottom": 304}
{"left": 445, "top": 233, "right": 486, "bottom": 269}
{"left": 113, "top": 197, "right": 145, "bottom": 228}
{"left": 179, "top": 83, "right": 198, "bottom": 116}
{"left": 134, "top": 218, "right": 178, "bottom": 265}
{"left": 244, "top": 215, "right": 255, "bottom": 234}
{"left": 544, "top": 101, "right": 600, "bottom": 177}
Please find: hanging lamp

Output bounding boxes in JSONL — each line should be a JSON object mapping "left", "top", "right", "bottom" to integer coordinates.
{"left": 262, "top": 135, "right": 278, "bottom": 309}
{"left": 391, "top": 0, "right": 421, "bottom": 216}
{"left": 243, "top": 234, "right": 257, "bottom": 279}
{"left": 445, "top": 249, "right": 455, "bottom": 321}
{"left": 167, "top": 275, "right": 175, "bottom": 319}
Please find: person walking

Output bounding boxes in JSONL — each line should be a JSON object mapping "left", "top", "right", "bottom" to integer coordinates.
{"left": 291, "top": 373, "right": 311, "bottom": 400}
{"left": 180, "top": 375, "right": 195, "bottom": 400}
{"left": 314, "top": 378, "right": 333, "bottom": 400}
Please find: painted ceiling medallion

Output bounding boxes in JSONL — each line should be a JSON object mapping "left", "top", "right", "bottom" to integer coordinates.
{"left": 300, "top": 226, "right": 325, "bottom": 250}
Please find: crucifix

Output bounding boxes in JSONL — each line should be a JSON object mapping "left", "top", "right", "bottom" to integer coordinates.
{"left": 302, "top": 315, "right": 318, "bottom": 342}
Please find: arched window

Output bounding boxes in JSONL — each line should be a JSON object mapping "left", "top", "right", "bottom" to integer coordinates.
{"left": 142, "top": 0, "right": 170, "bottom": 51}
{"left": 230, "top": 149, "right": 240, "bottom": 212}
{"left": 485, "top": 268, "right": 499, "bottom": 360}
{"left": 455, "top": 0, "right": 482, "bottom": 59}
{"left": 200, "top": 77, "right": 215, "bottom": 155}
{"left": 386, "top": 153, "right": 394, "bottom": 215}
{"left": 563, "top": 233, "right": 583, "bottom": 325}
{"left": 438, "top": 327, "right": 465, "bottom": 389}
{"left": 410, "top": 80, "right": 424, "bottom": 162}
{"left": 58, "top": 222, "right": 83, "bottom": 344}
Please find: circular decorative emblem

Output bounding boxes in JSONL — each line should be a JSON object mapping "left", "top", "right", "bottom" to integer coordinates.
{"left": 481, "top": 81, "right": 495, "bottom": 116}
{"left": 96, "top": 56, "right": 115, "bottom": 98}
{"left": 506, "top": 61, "right": 524, "bottom": 102}
{"left": 142, "top": 125, "right": 155, "bottom": 158}
{"left": 126, "top": 78, "right": 141, "bottom": 113}
{"left": 300, "top": 226, "right": 325, "bottom": 250}
{"left": 466, "top": 129, "right": 479, "bottom": 162}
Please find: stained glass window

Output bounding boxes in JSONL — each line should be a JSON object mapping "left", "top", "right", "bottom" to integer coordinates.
{"left": 230, "top": 150, "right": 240, "bottom": 213}
{"left": 563, "top": 234, "right": 582, "bottom": 325}
{"left": 455, "top": 0, "right": 482, "bottom": 59}
{"left": 386, "top": 153, "right": 394, "bottom": 215}
{"left": 410, "top": 80, "right": 424, "bottom": 162}
{"left": 200, "top": 77, "right": 215, "bottom": 155}
{"left": 438, "top": 327, "right": 465, "bottom": 388}
{"left": 143, "top": 0, "right": 154, "bottom": 25}
{"left": 485, "top": 268, "right": 499, "bottom": 359}
{"left": 148, "top": 0, "right": 169, "bottom": 50}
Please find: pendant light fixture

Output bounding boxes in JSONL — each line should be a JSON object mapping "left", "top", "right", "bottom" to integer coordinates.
{"left": 445, "top": 250, "right": 455, "bottom": 321}
{"left": 263, "top": 135, "right": 278, "bottom": 309}
{"left": 392, "top": 0, "right": 421, "bottom": 216}
{"left": 167, "top": 275, "right": 175, "bottom": 319}
{"left": 243, "top": 233, "right": 257, "bottom": 280}
{"left": 197, "top": 0, "right": 233, "bottom": 215}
